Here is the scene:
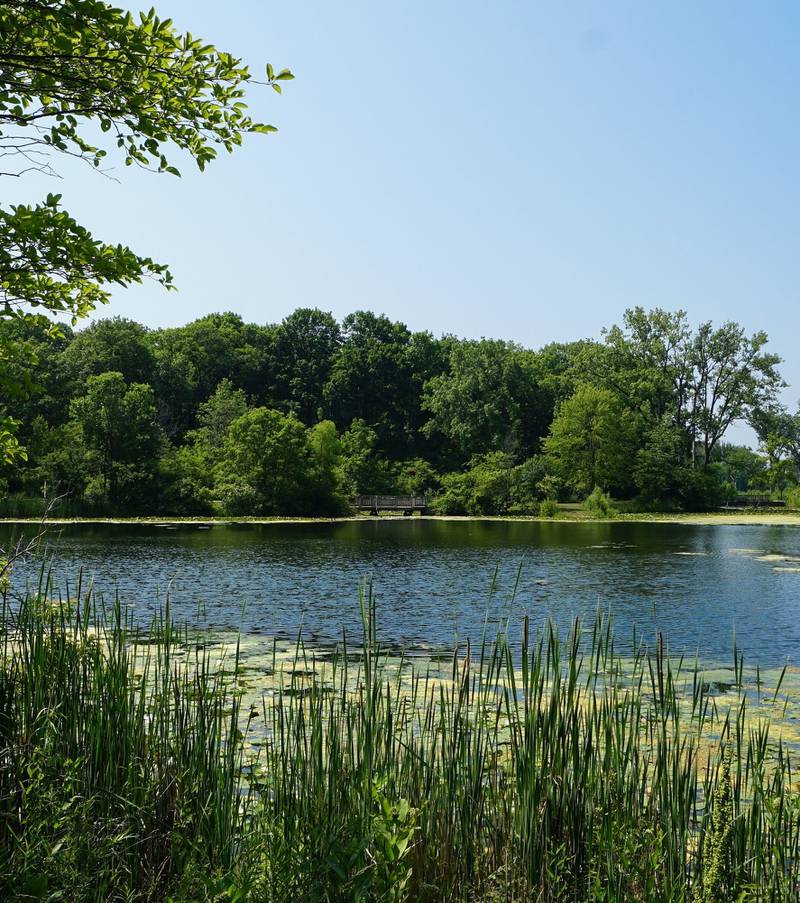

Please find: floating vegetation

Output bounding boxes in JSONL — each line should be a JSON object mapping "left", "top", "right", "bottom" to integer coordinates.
{"left": 1, "top": 581, "right": 799, "bottom": 900}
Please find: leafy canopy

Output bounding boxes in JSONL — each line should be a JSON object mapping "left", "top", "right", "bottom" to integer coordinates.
{"left": 0, "top": 0, "right": 291, "bottom": 461}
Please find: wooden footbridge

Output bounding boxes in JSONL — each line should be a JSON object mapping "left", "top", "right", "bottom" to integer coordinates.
{"left": 354, "top": 495, "right": 428, "bottom": 515}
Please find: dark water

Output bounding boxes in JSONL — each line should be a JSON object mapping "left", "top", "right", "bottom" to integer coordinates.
{"left": 4, "top": 519, "right": 800, "bottom": 666}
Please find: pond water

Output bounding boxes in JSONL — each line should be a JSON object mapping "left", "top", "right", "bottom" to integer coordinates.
{"left": 4, "top": 519, "right": 800, "bottom": 666}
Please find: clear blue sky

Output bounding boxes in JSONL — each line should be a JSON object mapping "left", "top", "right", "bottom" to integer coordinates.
{"left": 9, "top": 1, "right": 800, "bottom": 434}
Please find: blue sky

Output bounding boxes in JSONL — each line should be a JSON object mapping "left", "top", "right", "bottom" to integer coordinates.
{"left": 9, "top": 2, "right": 800, "bottom": 433}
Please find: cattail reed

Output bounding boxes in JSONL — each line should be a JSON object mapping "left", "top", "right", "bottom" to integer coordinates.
{"left": 0, "top": 579, "right": 798, "bottom": 901}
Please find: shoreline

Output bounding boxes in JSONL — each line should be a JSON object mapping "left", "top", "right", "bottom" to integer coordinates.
{"left": 2, "top": 511, "right": 800, "bottom": 527}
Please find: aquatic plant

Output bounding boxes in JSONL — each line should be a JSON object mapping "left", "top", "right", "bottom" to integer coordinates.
{"left": 0, "top": 581, "right": 799, "bottom": 900}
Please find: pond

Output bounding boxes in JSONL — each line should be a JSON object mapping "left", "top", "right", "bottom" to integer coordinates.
{"left": 4, "top": 519, "right": 800, "bottom": 667}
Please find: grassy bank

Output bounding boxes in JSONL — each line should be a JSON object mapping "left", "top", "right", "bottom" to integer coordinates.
{"left": 2, "top": 509, "right": 800, "bottom": 527}
{"left": 1, "top": 585, "right": 799, "bottom": 900}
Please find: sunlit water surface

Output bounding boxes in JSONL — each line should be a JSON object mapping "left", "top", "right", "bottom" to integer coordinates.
{"left": 4, "top": 519, "right": 800, "bottom": 668}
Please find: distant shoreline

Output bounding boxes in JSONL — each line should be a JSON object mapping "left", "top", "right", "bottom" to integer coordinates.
{"left": 2, "top": 511, "right": 800, "bottom": 527}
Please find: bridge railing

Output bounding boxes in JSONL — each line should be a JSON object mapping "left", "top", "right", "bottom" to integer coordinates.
{"left": 354, "top": 495, "right": 427, "bottom": 510}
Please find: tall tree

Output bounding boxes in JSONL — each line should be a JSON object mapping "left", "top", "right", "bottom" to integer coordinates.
{"left": 215, "top": 407, "right": 311, "bottom": 515}
{"left": 422, "top": 340, "right": 546, "bottom": 462}
{"left": 688, "top": 322, "right": 783, "bottom": 464}
{"left": 544, "top": 385, "right": 636, "bottom": 496}
{"left": 70, "top": 371, "right": 163, "bottom": 508}
{"left": 194, "top": 379, "right": 249, "bottom": 453}
{"left": 150, "top": 313, "right": 274, "bottom": 436}
{"left": 271, "top": 308, "right": 341, "bottom": 423}
{"left": 323, "top": 311, "right": 414, "bottom": 452}
{"left": 751, "top": 405, "right": 800, "bottom": 470}
{"left": 595, "top": 308, "right": 783, "bottom": 466}
{"left": 64, "top": 317, "right": 154, "bottom": 387}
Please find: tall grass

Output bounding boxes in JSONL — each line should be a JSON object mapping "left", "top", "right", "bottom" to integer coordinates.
{"left": 1, "top": 580, "right": 798, "bottom": 900}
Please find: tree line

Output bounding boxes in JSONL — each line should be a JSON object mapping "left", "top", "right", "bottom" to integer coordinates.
{"left": 2, "top": 306, "right": 798, "bottom": 516}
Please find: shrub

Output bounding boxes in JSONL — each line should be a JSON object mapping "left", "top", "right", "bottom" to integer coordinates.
{"left": 392, "top": 458, "right": 440, "bottom": 497}
{"left": 432, "top": 453, "right": 513, "bottom": 515}
{"left": 584, "top": 486, "right": 616, "bottom": 518}
{"left": 539, "top": 498, "right": 559, "bottom": 518}
{"left": 787, "top": 486, "right": 800, "bottom": 510}
{"left": 509, "top": 456, "right": 548, "bottom": 514}
{"left": 678, "top": 464, "right": 727, "bottom": 512}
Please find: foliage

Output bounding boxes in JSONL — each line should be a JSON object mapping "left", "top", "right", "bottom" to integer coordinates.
{"left": 596, "top": 308, "right": 783, "bottom": 466}
{"left": 69, "top": 371, "right": 163, "bottom": 509}
{"left": 0, "top": 0, "right": 290, "bottom": 462}
{"left": 306, "top": 420, "right": 347, "bottom": 514}
{"left": 150, "top": 313, "right": 274, "bottom": 438}
{"left": 5, "top": 586, "right": 798, "bottom": 899}
{"left": 271, "top": 308, "right": 341, "bottom": 424}
{"left": 633, "top": 419, "right": 689, "bottom": 507}
{"left": 422, "top": 339, "right": 547, "bottom": 461}
{"left": 337, "top": 418, "right": 392, "bottom": 497}
{"left": 432, "top": 452, "right": 514, "bottom": 515}
{"left": 1, "top": 306, "right": 793, "bottom": 517}
{"left": 215, "top": 408, "right": 314, "bottom": 515}
{"left": 509, "top": 455, "right": 549, "bottom": 514}
{"left": 64, "top": 316, "right": 155, "bottom": 387}
{"left": 714, "top": 443, "right": 767, "bottom": 493}
{"left": 393, "top": 458, "right": 440, "bottom": 497}
{"left": 583, "top": 486, "right": 616, "bottom": 518}
{"left": 324, "top": 312, "right": 416, "bottom": 453}
{"left": 544, "top": 385, "right": 636, "bottom": 496}
{"left": 539, "top": 498, "right": 560, "bottom": 518}
{"left": 194, "top": 378, "right": 250, "bottom": 452}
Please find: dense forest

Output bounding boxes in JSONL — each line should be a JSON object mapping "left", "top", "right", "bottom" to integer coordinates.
{"left": 2, "top": 306, "right": 799, "bottom": 517}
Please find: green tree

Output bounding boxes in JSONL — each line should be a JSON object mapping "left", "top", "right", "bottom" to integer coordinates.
{"left": 422, "top": 340, "right": 546, "bottom": 462}
{"left": 635, "top": 419, "right": 728, "bottom": 510}
{"left": 544, "top": 386, "right": 635, "bottom": 496}
{"left": 714, "top": 444, "right": 766, "bottom": 493}
{"left": 689, "top": 321, "right": 783, "bottom": 464}
{"left": 596, "top": 308, "right": 783, "bottom": 467}
{"left": 757, "top": 435, "right": 797, "bottom": 498}
{"left": 64, "top": 317, "right": 154, "bottom": 388}
{"left": 633, "top": 419, "right": 689, "bottom": 506}
{"left": 393, "top": 459, "right": 440, "bottom": 497}
{"left": 70, "top": 371, "right": 163, "bottom": 509}
{"left": 194, "top": 379, "right": 249, "bottom": 452}
{"left": 324, "top": 312, "right": 415, "bottom": 453}
{"left": 15, "top": 416, "right": 89, "bottom": 501}
{"left": 306, "top": 419, "right": 346, "bottom": 513}
{"left": 0, "top": 0, "right": 291, "bottom": 461}
{"left": 158, "top": 379, "right": 250, "bottom": 514}
{"left": 150, "top": 313, "right": 274, "bottom": 437}
{"left": 509, "top": 455, "right": 550, "bottom": 513}
{"left": 0, "top": 318, "right": 74, "bottom": 443}
{"left": 215, "top": 407, "right": 310, "bottom": 515}
{"left": 271, "top": 309, "right": 341, "bottom": 423}
{"left": 751, "top": 405, "right": 800, "bottom": 472}
{"left": 337, "top": 418, "right": 391, "bottom": 496}
{"left": 433, "top": 453, "right": 514, "bottom": 516}
{"left": 599, "top": 307, "right": 693, "bottom": 429}
{"left": 159, "top": 442, "right": 214, "bottom": 515}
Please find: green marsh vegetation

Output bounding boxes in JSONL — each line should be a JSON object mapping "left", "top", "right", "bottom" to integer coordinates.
{"left": 2, "top": 581, "right": 799, "bottom": 901}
